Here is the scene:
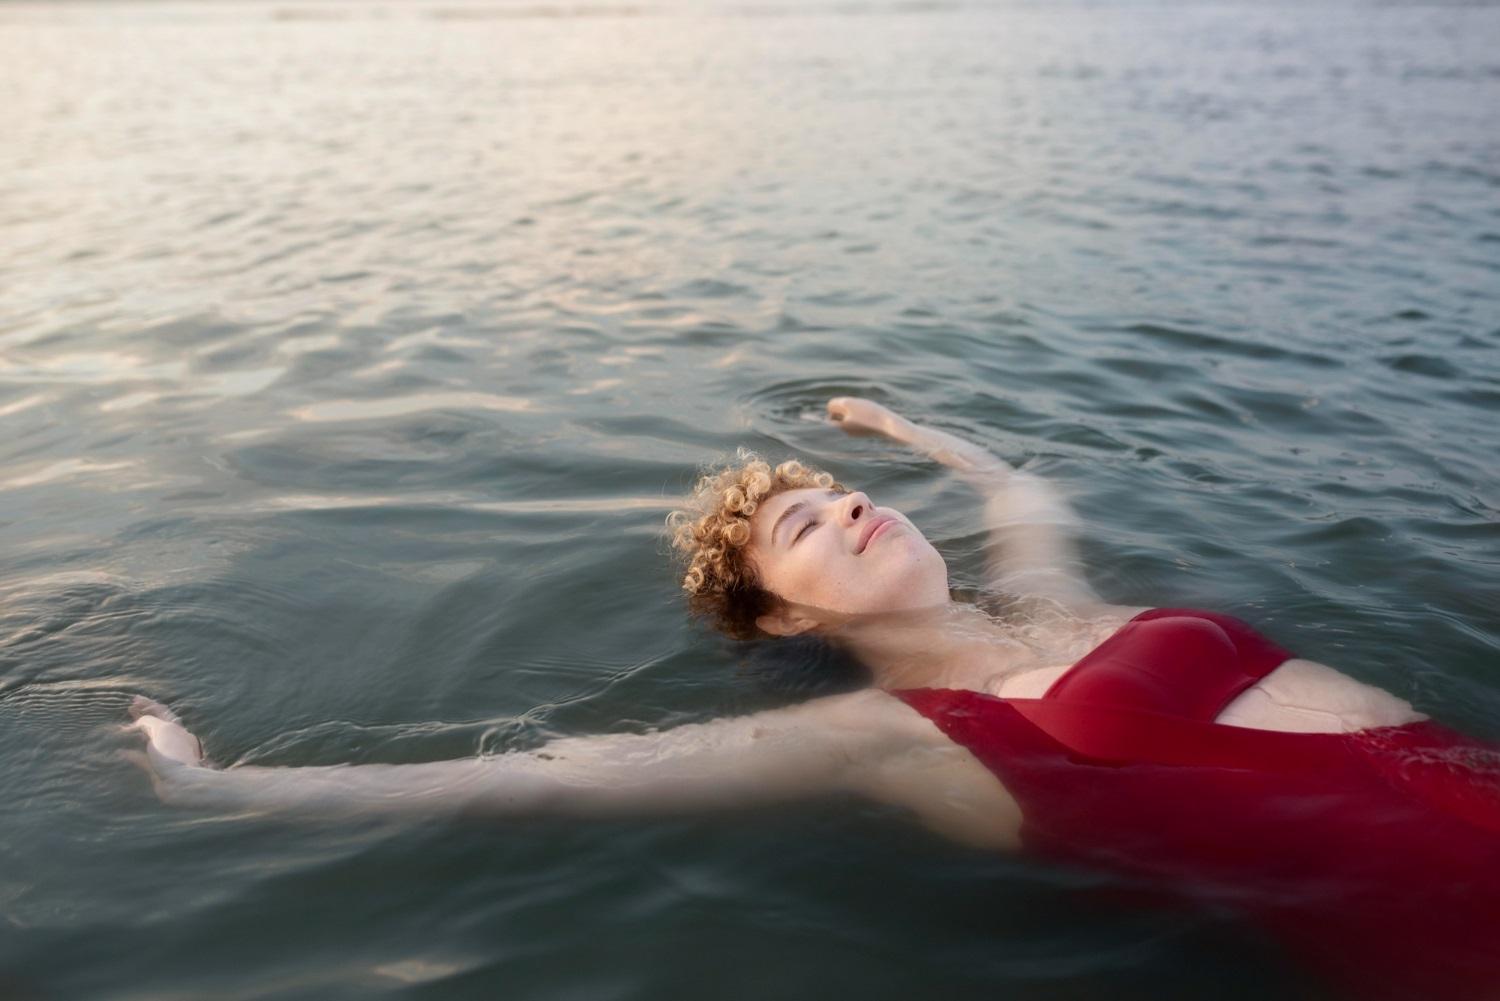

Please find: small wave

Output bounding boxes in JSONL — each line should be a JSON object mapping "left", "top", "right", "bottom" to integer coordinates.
{"left": 1380, "top": 354, "right": 1462, "bottom": 380}
{"left": 1117, "top": 323, "right": 1340, "bottom": 368}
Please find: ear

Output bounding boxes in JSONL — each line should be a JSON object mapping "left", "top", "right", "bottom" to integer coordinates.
{"left": 755, "top": 609, "right": 819, "bottom": 638}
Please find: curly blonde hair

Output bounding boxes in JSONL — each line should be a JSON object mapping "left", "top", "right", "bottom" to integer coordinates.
{"left": 668, "top": 452, "right": 844, "bottom": 639}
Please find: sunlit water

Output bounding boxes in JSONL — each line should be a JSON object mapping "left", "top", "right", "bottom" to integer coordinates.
{"left": 2, "top": 1, "right": 1498, "bottom": 998}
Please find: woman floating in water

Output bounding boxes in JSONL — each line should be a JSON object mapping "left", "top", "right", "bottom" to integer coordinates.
{"left": 132, "top": 397, "right": 1500, "bottom": 1001}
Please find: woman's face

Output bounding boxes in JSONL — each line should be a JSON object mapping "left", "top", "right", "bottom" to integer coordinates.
{"left": 746, "top": 487, "right": 950, "bottom": 627}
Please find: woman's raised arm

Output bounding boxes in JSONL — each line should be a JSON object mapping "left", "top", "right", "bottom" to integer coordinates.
{"left": 827, "top": 397, "right": 1107, "bottom": 612}
{"left": 127, "top": 690, "right": 934, "bottom": 821}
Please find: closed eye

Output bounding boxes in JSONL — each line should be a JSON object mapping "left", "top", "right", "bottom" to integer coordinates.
{"left": 793, "top": 519, "right": 819, "bottom": 544}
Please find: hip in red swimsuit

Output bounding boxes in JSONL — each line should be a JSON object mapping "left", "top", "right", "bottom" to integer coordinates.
{"left": 894, "top": 608, "right": 1500, "bottom": 1001}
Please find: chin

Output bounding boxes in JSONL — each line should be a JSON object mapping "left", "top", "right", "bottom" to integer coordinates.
{"left": 876, "top": 547, "right": 949, "bottom": 609}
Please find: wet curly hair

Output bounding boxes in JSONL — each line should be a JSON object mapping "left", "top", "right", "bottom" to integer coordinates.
{"left": 668, "top": 452, "right": 844, "bottom": 640}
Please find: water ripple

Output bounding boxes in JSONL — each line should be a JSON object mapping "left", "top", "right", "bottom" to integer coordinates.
{"left": 2, "top": 2, "right": 1498, "bottom": 999}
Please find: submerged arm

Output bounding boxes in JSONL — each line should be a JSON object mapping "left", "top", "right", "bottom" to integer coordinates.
{"left": 129, "top": 692, "right": 917, "bottom": 820}
{"left": 827, "top": 397, "right": 1103, "bottom": 610}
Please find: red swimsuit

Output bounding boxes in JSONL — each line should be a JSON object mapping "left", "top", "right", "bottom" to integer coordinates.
{"left": 894, "top": 609, "right": 1500, "bottom": 1001}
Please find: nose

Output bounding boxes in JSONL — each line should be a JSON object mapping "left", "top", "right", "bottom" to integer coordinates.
{"left": 839, "top": 491, "right": 872, "bottom": 525}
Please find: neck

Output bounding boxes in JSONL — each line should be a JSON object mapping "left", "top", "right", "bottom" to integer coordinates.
{"left": 821, "top": 601, "right": 1028, "bottom": 691}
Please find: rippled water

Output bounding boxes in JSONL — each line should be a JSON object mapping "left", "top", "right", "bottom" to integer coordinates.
{"left": 2, "top": 1, "right": 1498, "bottom": 998}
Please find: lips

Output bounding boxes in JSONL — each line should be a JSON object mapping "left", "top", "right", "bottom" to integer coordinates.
{"left": 855, "top": 515, "right": 897, "bottom": 555}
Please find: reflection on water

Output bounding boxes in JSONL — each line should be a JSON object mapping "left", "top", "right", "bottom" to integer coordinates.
{"left": 290, "top": 391, "right": 538, "bottom": 422}
{"left": 1, "top": 0, "right": 1498, "bottom": 998}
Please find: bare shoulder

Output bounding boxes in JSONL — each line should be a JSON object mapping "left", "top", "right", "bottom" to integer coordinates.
{"left": 993, "top": 600, "right": 1144, "bottom": 663}
{"left": 1062, "top": 601, "right": 1149, "bottom": 625}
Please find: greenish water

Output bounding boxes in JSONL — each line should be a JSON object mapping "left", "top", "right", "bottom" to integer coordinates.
{"left": 1, "top": 1, "right": 1498, "bottom": 998}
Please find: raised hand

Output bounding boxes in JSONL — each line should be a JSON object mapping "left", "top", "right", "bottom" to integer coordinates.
{"left": 827, "top": 396, "right": 910, "bottom": 439}
{"left": 128, "top": 696, "right": 208, "bottom": 769}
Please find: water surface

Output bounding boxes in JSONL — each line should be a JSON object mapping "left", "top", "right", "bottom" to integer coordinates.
{"left": 2, "top": 1, "right": 1498, "bottom": 998}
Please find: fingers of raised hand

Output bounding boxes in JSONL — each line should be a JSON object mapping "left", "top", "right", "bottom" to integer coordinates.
{"left": 127, "top": 696, "right": 204, "bottom": 766}
{"left": 827, "top": 396, "right": 879, "bottom": 423}
{"left": 827, "top": 396, "right": 890, "bottom": 436}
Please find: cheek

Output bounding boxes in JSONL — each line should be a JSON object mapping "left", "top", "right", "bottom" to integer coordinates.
{"left": 771, "top": 543, "right": 856, "bottom": 607}
{"left": 757, "top": 548, "right": 825, "bottom": 605}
